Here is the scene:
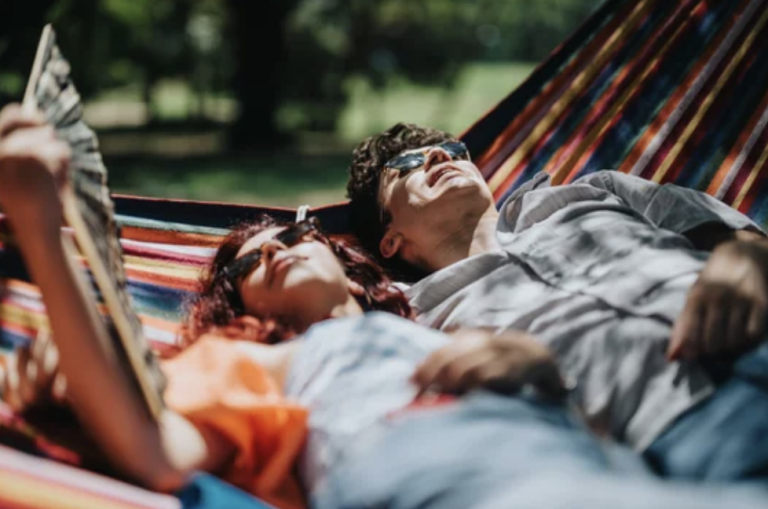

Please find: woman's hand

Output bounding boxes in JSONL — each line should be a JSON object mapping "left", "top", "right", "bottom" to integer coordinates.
{"left": 0, "top": 104, "right": 70, "bottom": 228}
{"left": 0, "top": 330, "right": 67, "bottom": 414}
{"left": 412, "top": 328, "right": 568, "bottom": 401}
{"left": 669, "top": 239, "right": 768, "bottom": 360}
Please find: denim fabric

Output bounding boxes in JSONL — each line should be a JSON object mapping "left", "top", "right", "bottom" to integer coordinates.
{"left": 315, "top": 391, "right": 768, "bottom": 509}
{"left": 646, "top": 343, "right": 768, "bottom": 482}
{"left": 473, "top": 475, "right": 768, "bottom": 509}
{"left": 315, "top": 391, "right": 649, "bottom": 509}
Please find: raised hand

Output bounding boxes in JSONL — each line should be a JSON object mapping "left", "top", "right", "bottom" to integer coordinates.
{"left": 0, "top": 103, "right": 70, "bottom": 227}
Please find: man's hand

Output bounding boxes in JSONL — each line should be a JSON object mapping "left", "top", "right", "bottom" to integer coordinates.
{"left": 0, "top": 330, "right": 67, "bottom": 413}
{"left": 669, "top": 240, "right": 768, "bottom": 360}
{"left": 0, "top": 104, "right": 70, "bottom": 226}
{"left": 411, "top": 328, "right": 567, "bottom": 400}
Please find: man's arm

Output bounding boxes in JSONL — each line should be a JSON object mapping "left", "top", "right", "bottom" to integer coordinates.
{"left": 684, "top": 221, "right": 767, "bottom": 251}
{"left": 575, "top": 171, "right": 764, "bottom": 250}
{"left": 574, "top": 171, "right": 768, "bottom": 359}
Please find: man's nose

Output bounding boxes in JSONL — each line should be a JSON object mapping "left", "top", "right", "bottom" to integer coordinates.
{"left": 424, "top": 147, "right": 452, "bottom": 172}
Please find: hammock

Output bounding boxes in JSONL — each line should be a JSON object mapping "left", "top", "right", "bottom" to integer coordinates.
{"left": 2, "top": 0, "right": 768, "bottom": 506}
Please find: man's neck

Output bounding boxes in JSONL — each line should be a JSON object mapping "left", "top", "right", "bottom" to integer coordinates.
{"left": 429, "top": 205, "right": 500, "bottom": 271}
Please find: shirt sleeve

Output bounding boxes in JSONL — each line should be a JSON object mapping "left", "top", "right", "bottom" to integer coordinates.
{"left": 573, "top": 170, "right": 765, "bottom": 236}
{"left": 162, "top": 338, "right": 308, "bottom": 509}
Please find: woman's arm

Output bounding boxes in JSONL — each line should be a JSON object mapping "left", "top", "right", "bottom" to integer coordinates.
{"left": 0, "top": 105, "right": 233, "bottom": 491}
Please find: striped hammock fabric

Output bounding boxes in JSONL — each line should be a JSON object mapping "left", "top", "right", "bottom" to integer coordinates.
{"left": 0, "top": 444, "right": 179, "bottom": 509}
{"left": 2, "top": 0, "right": 768, "bottom": 506}
{"left": 464, "top": 0, "right": 768, "bottom": 223}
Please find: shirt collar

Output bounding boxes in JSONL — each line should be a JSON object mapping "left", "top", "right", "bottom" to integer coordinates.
{"left": 406, "top": 250, "right": 511, "bottom": 314}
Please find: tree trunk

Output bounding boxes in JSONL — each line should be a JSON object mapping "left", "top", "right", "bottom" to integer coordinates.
{"left": 0, "top": 0, "right": 58, "bottom": 105}
{"left": 227, "top": 0, "right": 297, "bottom": 151}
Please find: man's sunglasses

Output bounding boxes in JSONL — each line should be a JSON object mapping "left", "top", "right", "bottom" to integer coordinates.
{"left": 218, "top": 217, "right": 321, "bottom": 285}
{"left": 383, "top": 141, "right": 469, "bottom": 176}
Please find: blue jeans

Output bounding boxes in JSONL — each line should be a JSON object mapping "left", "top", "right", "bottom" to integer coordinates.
{"left": 647, "top": 343, "right": 768, "bottom": 482}
{"left": 315, "top": 392, "right": 768, "bottom": 509}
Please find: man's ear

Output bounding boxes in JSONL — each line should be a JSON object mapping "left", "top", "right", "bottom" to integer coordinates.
{"left": 380, "top": 229, "right": 403, "bottom": 259}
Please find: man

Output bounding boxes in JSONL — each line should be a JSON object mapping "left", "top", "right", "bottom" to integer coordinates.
{"left": 347, "top": 123, "right": 768, "bottom": 482}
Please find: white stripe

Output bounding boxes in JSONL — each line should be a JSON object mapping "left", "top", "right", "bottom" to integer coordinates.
{"left": 120, "top": 238, "right": 216, "bottom": 257}
{"left": 0, "top": 445, "right": 180, "bottom": 508}
{"left": 714, "top": 99, "right": 768, "bottom": 199}
{"left": 143, "top": 326, "right": 179, "bottom": 345}
{"left": 3, "top": 285, "right": 44, "bottom": 304}
{"left": 3, "top": 293, "right": 45, "bottom": 313}
{"left": 629, "top": 0, "right": 765, "bottom": 176}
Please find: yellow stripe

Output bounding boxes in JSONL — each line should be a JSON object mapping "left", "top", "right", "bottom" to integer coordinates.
{"left": 549, "top": 3, "right": 693, "bottom": 185}
{"left": 0, "top": 305, "right": 48, "bottom": 331}
{"left": 124, "top": 256, "right": 201, "bottom": 279}
{"left": 653, "top": 5, "right": 768, "bottom": 183}
{"left": 733, "top": 140, "right": 768, "bottom": 209}
{"left": 0, "top": 470, "right": 144, "bottom": 509}
{"left": 488, "top": 0, "right": 656, "bottom": 190}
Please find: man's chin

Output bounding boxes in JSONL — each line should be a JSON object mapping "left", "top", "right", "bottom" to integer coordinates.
{"left": 424, "top": 180, "right": 493, "bottom": 222}
{"left": 434, "top": 174, "right": 487, "bottom": 197}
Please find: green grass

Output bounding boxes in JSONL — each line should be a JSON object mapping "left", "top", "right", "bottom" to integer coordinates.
{"left": 339, "top": 62, "right": 536, "bottom": 140}
{"left": 100, "top": 61, "right": 536, "bottom": 206}
{"left": 108, "top": 153, "right": 352, "bottom": 207}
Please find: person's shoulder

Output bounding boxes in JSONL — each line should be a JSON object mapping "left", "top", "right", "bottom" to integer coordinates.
{"left": 498, "top": 171, "right": 553, "bottom": 211}
{"left": 304, "top": 312, "right": 415, "bottom": 337}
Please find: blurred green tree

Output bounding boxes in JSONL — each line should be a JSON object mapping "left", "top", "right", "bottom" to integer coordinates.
{"left": 0, "top": 0, "right": 599, "bottom": 148}
{"left": 0, "top": 0, "right": 59, "bottom": 104}
{"left": 227, "top": 0, "right": 301, "bottom": 149}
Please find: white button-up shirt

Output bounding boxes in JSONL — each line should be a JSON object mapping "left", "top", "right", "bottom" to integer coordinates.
{"left": 407, "top": 170, "right": 762, "bottom": 450}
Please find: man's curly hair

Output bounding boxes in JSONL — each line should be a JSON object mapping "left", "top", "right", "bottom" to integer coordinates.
{"left": 346, "top": 123, "right": 458, "bottom": 258}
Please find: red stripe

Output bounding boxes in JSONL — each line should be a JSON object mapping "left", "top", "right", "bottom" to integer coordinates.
{"left": 617, "top": 0, "right": 753, "bottom": 176}
{"left": 476, "top": 0, "right": 642, "bottom": 176}
{"left": 560, "top": 0, "right": 709, "bottom": 183}
{"left": 658, "top": 13, "right": 766, "bottom": 185}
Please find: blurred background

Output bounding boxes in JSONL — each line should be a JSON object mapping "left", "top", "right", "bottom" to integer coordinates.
{"left": 0, "top": 0, "right": 598, "bottom": 207}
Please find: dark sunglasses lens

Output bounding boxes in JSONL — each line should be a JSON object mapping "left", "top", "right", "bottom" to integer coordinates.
{"left": 388, "top": 154, "right": 425, "bottom": 173}
{"left": 442, "top": 142, "right": 467, "bottom": 158}
{"left": 224, "top": 250, "right": 261, "bottom": 282}
{"left": 222, "top": 219, "right": 319, "bottom": 283}
{"left": 276, "top": 220, "right": 315, "bottom": 245}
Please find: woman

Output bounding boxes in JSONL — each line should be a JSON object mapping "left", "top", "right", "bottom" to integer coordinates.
{"left": 1, "top": 105, "right": 766, "bottom": 509}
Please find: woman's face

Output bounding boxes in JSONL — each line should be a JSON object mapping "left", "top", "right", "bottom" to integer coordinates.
{"left": 233, "top": 226, "right": 354, "bottom": 324}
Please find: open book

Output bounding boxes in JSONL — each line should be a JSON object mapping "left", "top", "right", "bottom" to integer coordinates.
{"left": 23, "top": 25, "right": 165, "bottom": 419}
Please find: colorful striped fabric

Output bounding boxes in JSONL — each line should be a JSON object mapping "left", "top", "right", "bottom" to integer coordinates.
{"left": 0, "top": 220, "right": 221, "bottom": 354}
{"left": 463, "top": 0, "right": 768, "bottom": 226}
{"left": 0, "top": 444, "right": 179, "bottom": 509}
{"left": 3, "top": 0, "right": 768, "bottom": 506}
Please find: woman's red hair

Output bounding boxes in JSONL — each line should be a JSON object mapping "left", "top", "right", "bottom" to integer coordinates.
{"left": 182, "top": 215, "right": 412, "bottom": 345}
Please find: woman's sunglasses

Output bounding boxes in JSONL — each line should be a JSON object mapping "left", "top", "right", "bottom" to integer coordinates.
{"left": 219, "top": 217, "right": 321, "bottom": 285}
{"left": 383, "top": 141, "right": 469, "bottom": 177}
